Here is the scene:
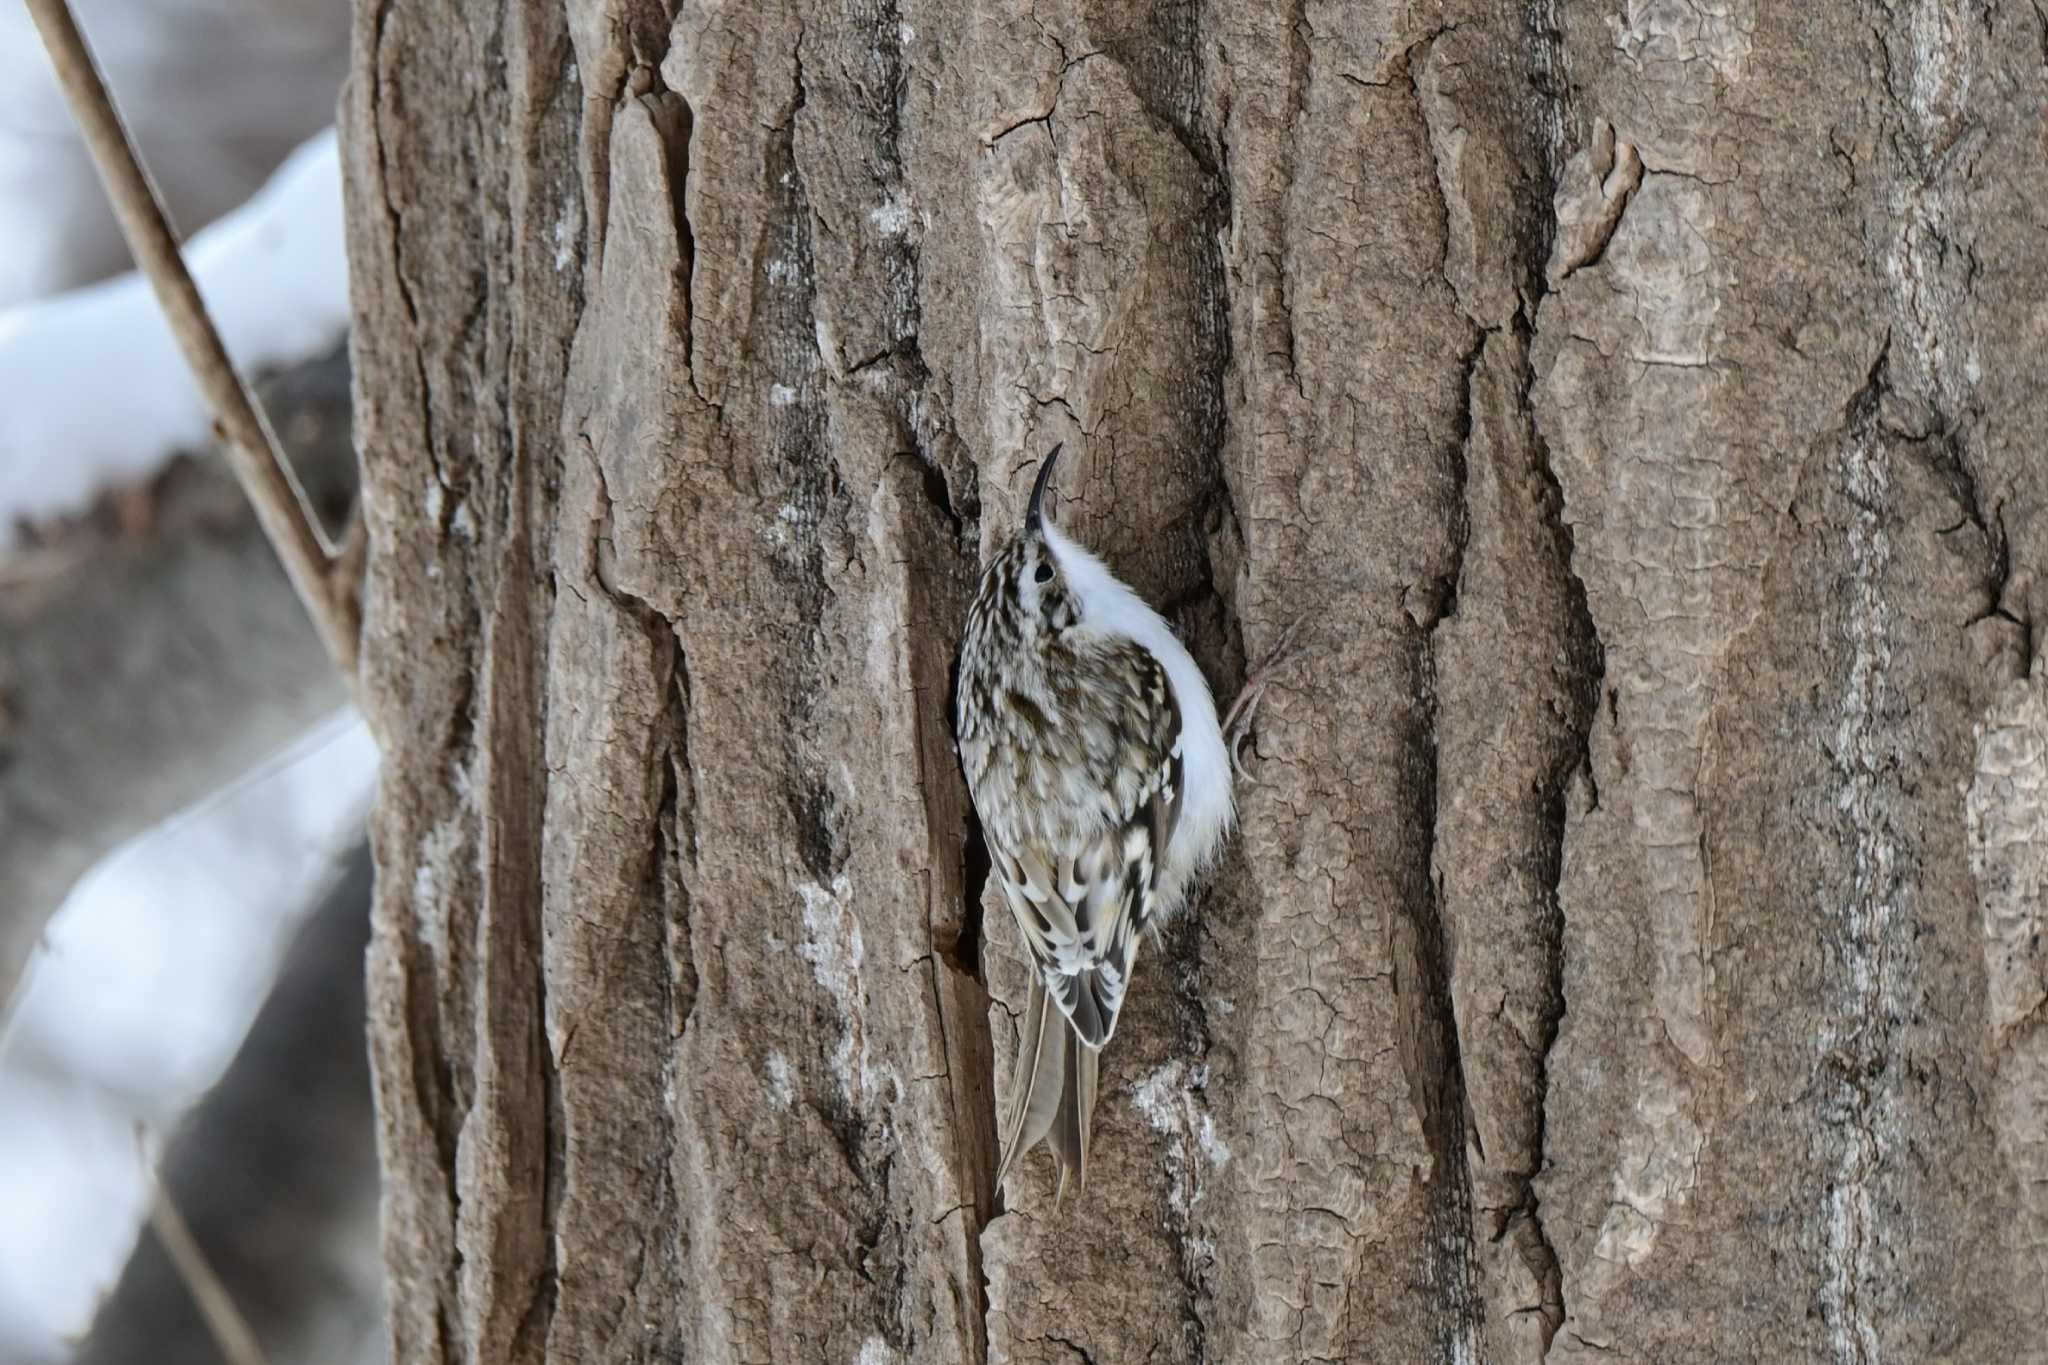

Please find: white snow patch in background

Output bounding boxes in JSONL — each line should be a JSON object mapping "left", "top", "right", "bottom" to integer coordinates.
{"left": 0, "top": 709, "right": 377, "bottom": 1360}
{"left": 0, "top": 0, "right": 346, "bottom": 307}
{"left": 0, "top": 126, "right": 348, "bottom": 546}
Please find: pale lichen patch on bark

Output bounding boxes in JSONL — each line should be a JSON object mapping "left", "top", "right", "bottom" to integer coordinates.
{"left": 1969, "top": 688, "right": 2048, "bottom": 1046}
{"left": 1967, "top": 676, "right": 2048, "bottom": 1315}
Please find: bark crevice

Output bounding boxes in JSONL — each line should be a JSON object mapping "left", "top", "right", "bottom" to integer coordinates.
{"left": 1409, "top": 176, "right": 1484, "bottom": 1340}
{"left": 1516, "top": 333, "right": 1602, "bottom": 1355}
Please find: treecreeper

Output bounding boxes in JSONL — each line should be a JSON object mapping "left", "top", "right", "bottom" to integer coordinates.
{"left": 955, "top": 445, "right": 1288, "bottom": 1202}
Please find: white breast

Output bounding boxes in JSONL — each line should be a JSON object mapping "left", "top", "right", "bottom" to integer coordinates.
{"left": 1041, "top": 520, "right": 1235, "bottom": 912}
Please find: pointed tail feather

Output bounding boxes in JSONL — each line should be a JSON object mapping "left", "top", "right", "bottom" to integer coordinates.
{"left": 996, "top": 976, "right": 1101, "bottom": 1200}
{"left": 995, "top": 975, "right": 1063, "bottom": 1189}
{"left": 1050, "top": 1027, "right": 1098, "bottom": 1197}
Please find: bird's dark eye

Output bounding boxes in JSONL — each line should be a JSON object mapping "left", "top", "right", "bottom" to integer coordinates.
{"left": 1034, "top": 563, "right": 1054, "bottom": 584}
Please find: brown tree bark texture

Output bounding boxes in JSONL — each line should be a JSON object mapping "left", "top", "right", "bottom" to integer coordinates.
{"left": 342, "top": 2, "right": 2048, "bottom": 1361}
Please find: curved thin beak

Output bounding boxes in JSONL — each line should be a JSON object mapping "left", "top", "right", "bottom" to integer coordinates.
{"left": 1026, "top": 443, "right": 1063, "bottom": 532}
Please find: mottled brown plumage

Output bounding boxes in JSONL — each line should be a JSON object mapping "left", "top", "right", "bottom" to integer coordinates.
{"left": 955, "top": 446, "right": 1234, "bottom": 1198}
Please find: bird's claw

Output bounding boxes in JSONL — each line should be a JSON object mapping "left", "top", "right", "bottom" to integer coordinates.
{"left": 1223, "top": 617, "right": 1305, "bottom": 783}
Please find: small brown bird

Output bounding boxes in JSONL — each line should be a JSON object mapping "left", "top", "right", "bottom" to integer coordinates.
{"left": 954, "top": 445, "right": 1236, "bottom": 1200}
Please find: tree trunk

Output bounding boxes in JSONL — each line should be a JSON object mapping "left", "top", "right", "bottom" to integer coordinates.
{"left": 341, "top": 2, "right": 2048, "bottom": 1361}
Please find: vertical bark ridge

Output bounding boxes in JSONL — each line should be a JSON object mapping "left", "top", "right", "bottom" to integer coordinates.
{"left": 1865, "top": 2, "right": 2048, "bottom": 1342}
{"left": 349, "top": 0, "right": 584, "bottom": 1359}
{"left": 1516, "top": 353, "right": 1603, "bottom": 1360}
{"left": 1524, "top": 5, "right": 2043, "bottom": 1359}
{"left": 967, "top": 0, "right": 1236, "bottom": 1347}
{"left": 1198, "top": 3, "right": 1479, "bottom": 1358}
{"left": 872, "top": 1, "right": 1003, "bottom": 1343}
{"left": 1407, "top": 81, "right": 1482, "bottom": 1346}
{"left": 1407, "top": 9, "right": 1619, "bottom": 1357}
{"left": 1512, "top": 7, "right": 1603, "bottom": 1314}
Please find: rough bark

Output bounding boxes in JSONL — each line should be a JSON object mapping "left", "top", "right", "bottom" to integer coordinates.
{"left": 344, "top": 2, "right": 2048, "bottom": 1361}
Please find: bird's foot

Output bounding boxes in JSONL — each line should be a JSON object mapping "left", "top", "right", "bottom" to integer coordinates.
{"left": 1223, "top": 618, "right": 1305, "bottom": 781}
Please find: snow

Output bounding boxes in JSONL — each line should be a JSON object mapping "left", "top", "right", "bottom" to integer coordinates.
{"left": 0, "top": 0, "right": 346, "bottom": 307}
{"left": 0, "top": 709, "right": 377, "bottom": 1361}
{"left": 0, "top": 15, "right": 362, "bottom": 1354}
{"left": 0, "top": 126, "right": 348, "bottom": 547}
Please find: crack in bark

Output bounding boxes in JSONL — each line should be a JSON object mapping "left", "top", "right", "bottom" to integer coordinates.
{"left": 655, "top": 640, "right": 701, "bottom": 1320}
{"left": 1519, "top": 323, "right": 1600, "bottom": 1358}
{"left": 1513, "top": 26, "right": 1604, "bottom": 1353}
{"left": 652, "top": 674, "right": 698, "bottom": 1354}
{"left": 1406, "top": 86, "right": 1485, "bottom": 1322}
{"left": 637, "top": 78, "right": 698, "bottom": 397}
{"left": 468, "top": 445, "right": 557, "bottom": 1363}
{"left": 944, "top": 639, "right": 991, "bottom": 991}
{"left": 1047, "top": 1331, "right": 1102, "bottom": 1365}
{"left": 1861, "top": 330, "right": 2036, "bottom": 675}
{"left": 364, "top": 0, "right": 452, "bottom": 511}
{"left": 1159, "top": 8, "right": 1236, "bottom": 1352}
{"left": 932, "top": 637, "right": 995, "bottom": 1355}
{"left": 1408, "top": 411, "right": 1483, "bottom": 1365}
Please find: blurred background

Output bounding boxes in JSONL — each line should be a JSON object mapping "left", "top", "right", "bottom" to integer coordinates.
{"left": 1, "top": 2, "right": 383, "bottom": 1360}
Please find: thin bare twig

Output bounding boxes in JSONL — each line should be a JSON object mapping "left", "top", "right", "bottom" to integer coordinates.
{"left": 147, "top": 1187, "right": 273, "bottom": 1365}
{"left": 23, "top": 0, "right": 361, "bottom": 679}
